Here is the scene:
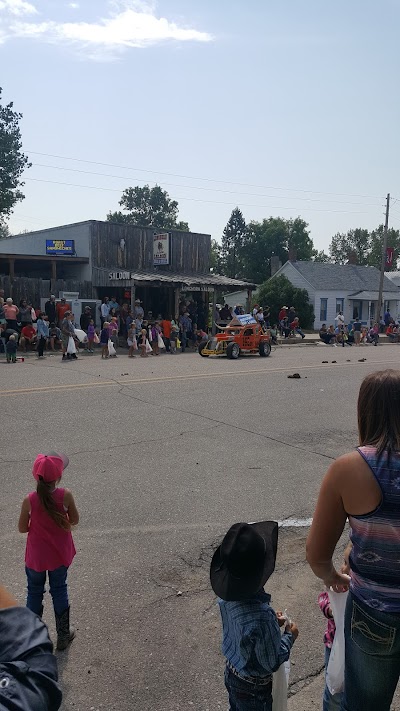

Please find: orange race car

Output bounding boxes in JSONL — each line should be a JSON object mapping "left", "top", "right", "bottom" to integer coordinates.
{"left": 199, "top": 321, "right": 271, "bottom": 359}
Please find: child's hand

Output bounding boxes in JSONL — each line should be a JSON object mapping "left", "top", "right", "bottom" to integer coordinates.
{"left": 286, "top": 621, "right": 299, "bottom": 640}
{"left": 276, "top": 610, "right": 286, "bottom": 627}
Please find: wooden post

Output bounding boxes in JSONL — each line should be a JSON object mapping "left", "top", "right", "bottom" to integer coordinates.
{"left": 247, "top": 289, "right": 252, "bottom": 314}
{"left": 174, "top": 288, "right": 180, "bottom": 320}
{"left": 130, "top": 282, "right": 136, "bottom": 307}
{"left": 212, "top": 288, "right": 218, "bottom": 335}
{"left": 9, "top": 258, "right": 15, "bottom": 280}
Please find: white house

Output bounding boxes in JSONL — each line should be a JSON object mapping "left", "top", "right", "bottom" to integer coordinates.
{"left": 271, "top": 261, "right": 400, "bottom": 329}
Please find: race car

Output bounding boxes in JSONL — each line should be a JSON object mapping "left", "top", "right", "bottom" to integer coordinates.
{"left": 199, "top": 321, "right": 271, "bottom": 359}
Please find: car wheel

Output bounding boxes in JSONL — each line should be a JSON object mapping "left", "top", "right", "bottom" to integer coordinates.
{"left": 227, "top": 342, "right": 240, "bottom": 359}
{"left": 198, "top": 340, "right": 209, "bottom": 357}
{"left": 259, "top": 341, "right": 271, "bottom": 357}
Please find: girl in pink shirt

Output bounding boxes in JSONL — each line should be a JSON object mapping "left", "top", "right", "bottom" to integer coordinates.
{"left": 18, "top": 452, "right": 79, "bottom": 651}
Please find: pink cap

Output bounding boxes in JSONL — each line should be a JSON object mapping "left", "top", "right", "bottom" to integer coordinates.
{"left": 32, "top": 452, "right": 69, "bottom": 483}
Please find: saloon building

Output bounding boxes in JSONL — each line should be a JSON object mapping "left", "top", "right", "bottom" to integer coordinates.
{"left": 0, "top": 220, "right": 255, "bottom": 324}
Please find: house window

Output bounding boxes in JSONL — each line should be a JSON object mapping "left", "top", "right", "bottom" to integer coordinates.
{"left": 320, "top": 298, "right": 328, "bottom": 322}
{"left": 336, "top": 298, "right": 344, "bottom": 313}
{"left": 384, "top": 301, "right": 390, "bottom": 314}
{"left": 369, "top": 302, "right": 375, "bottom": 322}
{"left": 352, "top": 301, "right": 363, "bottom": 320}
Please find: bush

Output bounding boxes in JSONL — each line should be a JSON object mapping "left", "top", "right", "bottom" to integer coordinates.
{"left": 255, "top": 275, "right": 315, "bottom": 329}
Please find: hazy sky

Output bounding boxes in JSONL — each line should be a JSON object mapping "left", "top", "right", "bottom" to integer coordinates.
{"left": 1, "top": 0, "right": 400, "bottom": 250}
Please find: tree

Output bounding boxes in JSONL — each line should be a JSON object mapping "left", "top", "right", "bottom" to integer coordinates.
{"left": 0, "top": 217, "right": 10, "bottom": 239}
{"left": 0, "top": 88, "right": 30, "bottom": 218}
{"left": 210, "top": 238, "right": 222, "bottom": 273}
{"left": 255, "top": 275, "right": 315, "bottom": 328}
{"left": 241, "top": 217, "right": 314, "bottom": 283}
{"left": 107, "top": 184, "right": 189, "bottom": 230}
{"left": 328, "top": 225, "right": 400, "bottom": 269}
{"left": 313, "top": 249, "right": 332, "bottom": 263}
{"left": 221, "top": 208, "right": 247, "bottom": 277}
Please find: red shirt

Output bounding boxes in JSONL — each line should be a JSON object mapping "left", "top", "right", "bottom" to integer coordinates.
{"left": 22, "top": 325, "right": 36, "bottom": 339}
{"left": 278, "top": 309, "right": 287, "bottom": 322}
{"left": 56, "top": 303, "right": 70, "bottom": 321}
{"left": 161, "top": 320, "right": 172, "bottom": 338}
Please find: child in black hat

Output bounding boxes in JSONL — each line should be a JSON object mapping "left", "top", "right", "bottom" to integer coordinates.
{"left": 210, "top": 521, "right": 298, "bottom": 710}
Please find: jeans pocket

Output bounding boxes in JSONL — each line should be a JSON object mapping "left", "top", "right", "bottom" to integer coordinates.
{"left": 351, "top": 599, "right": 396, "bottom": 655}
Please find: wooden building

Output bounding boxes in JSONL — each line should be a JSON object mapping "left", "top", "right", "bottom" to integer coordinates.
{"left": 0, "top": 221, "right": 255, "bottom": 322}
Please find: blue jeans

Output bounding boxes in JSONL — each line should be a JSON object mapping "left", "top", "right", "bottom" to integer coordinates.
{"left": 224, "top": 666, "right": 272, "bottom": 711}
{"left": 26, "top": 566, "right": 69, "bottom": 616}
{"left": 342, "top": 592, "right": 400, "bottom": 711}
{"left": 323, "top": 647, "right": 342, "bottom": 711}
{"left": 180, "top": 332, "right": 187, "bottom": 352}
{"left": 295, "top": 328, "right": 305, "bottom": 338}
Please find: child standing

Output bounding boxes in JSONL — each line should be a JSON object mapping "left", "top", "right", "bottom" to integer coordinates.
{"left": 127, "top": 323, "right": 137, "bottom": 358}
{"left": 87, "top": 319, "right": 95, "bottom": 352}
{"left": 170, "top": 319, "right": 179, "bottom": 354}
{"left": 319, "top": 543, "right": 351, "bottom": 711}
{"left": 6, "top": 333, "right": 17, "bottom": 363}
{"left": 100, "top": 321, "right": 109, "bottom": 358}
{"left": 210, "top": 521, "right": 298, "bottom": 710}
{"left": 18, "top": 452, "right": 79, "bottom": 651}
{"left": 150, "top": 323, "right": 160, "bottom": 355}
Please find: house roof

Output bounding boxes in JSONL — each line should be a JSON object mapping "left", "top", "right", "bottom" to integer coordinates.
{"left": 283, "top": 261, "right": 399, "bottom": 293}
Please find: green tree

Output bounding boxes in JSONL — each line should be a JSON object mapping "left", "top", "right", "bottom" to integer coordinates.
{"left": 0, "top": 217, "right": 10, "bottom": 239}
{"left": 329, "top": 228, "right": 370, "bottom": 265}
{"left": 210, "top": 238, "right": 222, "bottom": 272}
{"left": 242, "top": 217, "right": 314, "bottom": 283}
{"left": 107, "top": 184, "right": 189, "bottom": 230}
{"left": 313, "top": 249, "right": 332, "bottom": 263}
{"left": 255, "top": 275, "right": 315, "bottom": 328}
{"left": 0, "top": 88, "right": 31, "bottom": 218}
{"left": 221, "top": 207, "right": 247, "bottom": 277}
{"left": 328, "top": 225, "right": 400, "bottom": 269}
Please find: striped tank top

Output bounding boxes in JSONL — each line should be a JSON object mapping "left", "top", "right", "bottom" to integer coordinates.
{"left": 349, "top": 446, "right": 400, "bottom": 612}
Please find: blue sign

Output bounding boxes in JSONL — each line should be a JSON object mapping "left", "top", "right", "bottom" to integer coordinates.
{"left": 235, "top": 313, "right": 257, "bottom": 325}
{"left": 46, "top": 239, "right": 75, "bottom": 256}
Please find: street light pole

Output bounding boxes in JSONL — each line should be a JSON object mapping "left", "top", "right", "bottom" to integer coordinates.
{"left": 377, "top": 193, "right": 390, "bottom": 323}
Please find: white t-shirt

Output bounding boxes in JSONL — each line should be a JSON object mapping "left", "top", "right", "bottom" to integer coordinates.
{"left": 335, "top": 313, "right": 345, "bottom": 326}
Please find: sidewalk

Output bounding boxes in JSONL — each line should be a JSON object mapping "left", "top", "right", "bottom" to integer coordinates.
{"left": 280, "top": 333, "right": 393, "bottom": 346}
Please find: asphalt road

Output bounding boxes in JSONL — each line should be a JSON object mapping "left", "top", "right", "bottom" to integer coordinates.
{"left": 1, "top": 343, "right": 400, "bottom": 710}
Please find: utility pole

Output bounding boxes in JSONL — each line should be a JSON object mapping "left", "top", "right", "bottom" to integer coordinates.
{"left": 377, "top": 193, "right": 390, "bottom": 323}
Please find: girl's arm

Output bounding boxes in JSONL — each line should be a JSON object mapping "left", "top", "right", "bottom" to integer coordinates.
{"left": 64, "top": 489, "right": 79, "bottom": 526}
{"left": 306, "top": 459, "right": 349, "bottom": 590}
{"left": 18, "top": 497, "right": 30, "bottom": 533}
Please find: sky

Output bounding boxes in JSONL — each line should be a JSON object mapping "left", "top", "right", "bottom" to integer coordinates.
{"left": 1, "top": 0, "right": 400, "bottom": 251}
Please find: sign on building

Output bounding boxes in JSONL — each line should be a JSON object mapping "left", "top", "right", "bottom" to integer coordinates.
{"left": 153, "top": 233, "right": 170, "bottom": 265}
{"left": 46, "top": 239, "right": 75, "bottom": 255}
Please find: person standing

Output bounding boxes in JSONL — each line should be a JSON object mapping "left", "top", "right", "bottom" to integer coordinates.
{"left": 61, "top": 312, "right": 77, "bottom": 361}
{"left": 80, "top": 306, "right": 92, "bottom": 332}
{"left": 100, "top": 297, "right": 110, "bottom": 326}
{"left": 45, "top": 295, "right": 57, "bottom": 324}
{"left": 19, "top": 299, "right": 32, "bottom": 326}
{"left": 18, "top": 452, "right": 79, "bottom": 651}
{"left": 56, "top": 298, "right": 70, "bottom": 326}
{"left": 353, "top": 317, "right": 362, "bottom": 345}
{"left": 161, "top": 316, "right": 172, "bottom": 352}
{"left": 334, "top": 311, "right": 345, "bottom": 330}
{"left": 3, "top": 297, "right": 19, "bottom": 331}
{"left": 307, "top": 369, "right": 400, "bottom": 711}
{"left": 179, "top": 311, "right": 192, "bottom": 353}
{"left": 5, "top": 334, "right": 17, "bottom": 363}
{"left": 384, "top": 309, "right": 392, "bottom": 327}
{"left": 36, "top": 313, "right": 49, "bottom": 358}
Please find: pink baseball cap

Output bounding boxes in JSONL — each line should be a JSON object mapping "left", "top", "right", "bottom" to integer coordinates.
{"left": 32, "top": 451, "right": 69, "bottom": 483}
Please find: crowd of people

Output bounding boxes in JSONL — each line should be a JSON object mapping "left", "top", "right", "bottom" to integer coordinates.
{"left": 0, "top": 291, "right": 210, "bottom": 361}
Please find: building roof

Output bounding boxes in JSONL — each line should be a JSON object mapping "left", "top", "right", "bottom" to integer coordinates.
{"left": 348, "top": 290, "right": 399, "bottom": 301}
{"left": 118, "top": 269, "right": 256, "bottom": 290}
{"left": 282, "top": 261, "right": 399, "bottom": 292}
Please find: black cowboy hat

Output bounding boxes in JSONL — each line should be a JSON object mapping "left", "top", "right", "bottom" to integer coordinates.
{"left": 210, "top": 521, "right": 278, "bottom": 601}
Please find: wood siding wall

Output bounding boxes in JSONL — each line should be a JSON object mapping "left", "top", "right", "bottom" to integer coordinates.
{"left": 0, "top": 276, "right": 93, "bottom": 305}
{"left": 90, "top": 222, "right": 211, "bottom": 274}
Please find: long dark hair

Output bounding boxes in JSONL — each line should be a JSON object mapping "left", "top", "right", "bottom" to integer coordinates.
{"left": 37, "top": 477, "right": 70, "bottom": 530}
{"left": 358, "top": 370, "right": 400, "bottom": 454}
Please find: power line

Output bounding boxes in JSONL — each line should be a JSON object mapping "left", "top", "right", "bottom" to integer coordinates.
{"left": 30, "top": 162, "right": 382, "bottom": 207}
{"left": 26, "top": 150, "right": 384, "bottom": 201}
{"left": 24, "top": 177, "right": 381, "bottom": 215}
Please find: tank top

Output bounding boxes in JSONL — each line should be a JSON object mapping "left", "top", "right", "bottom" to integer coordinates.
{"left": 349, "top": 446, "right": 400, "bottom": 612}
{"left": 25, "top": 488, "right": 76, "bottom": 572}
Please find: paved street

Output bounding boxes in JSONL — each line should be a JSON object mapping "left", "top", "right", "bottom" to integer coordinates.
{"left": 2, "top": 343, "right": 400, "bottom": 710}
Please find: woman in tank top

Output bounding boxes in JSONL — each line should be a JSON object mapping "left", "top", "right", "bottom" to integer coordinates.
{"left": 307, "top": 369, "right": 400, "bottom": 711}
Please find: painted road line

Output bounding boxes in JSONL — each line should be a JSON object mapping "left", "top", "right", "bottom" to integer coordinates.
{"left": 0, "top": 358, "right": 399, "bottom": 398}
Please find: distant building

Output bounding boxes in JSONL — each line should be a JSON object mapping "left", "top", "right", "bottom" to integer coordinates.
{"left": 270, "top": 260, "right": 400, "bottom": 329}
{"left": 0, "top": 220, "right": 255, "bottom": 320}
